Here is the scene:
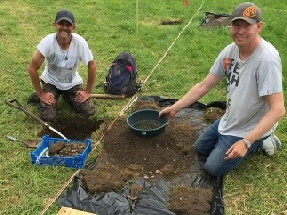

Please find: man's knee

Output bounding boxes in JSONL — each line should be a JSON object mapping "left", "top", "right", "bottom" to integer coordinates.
{"left": 203, "top": 153, "right": 229, "bottom": 176}
{"left": 204, "top": 155, "right": 245, "bottom": 177}
{"left": 39, "top": 102, "right": 56, "bottom": 122}
{"left": 194, "top": 138, "right": 208, "bottom": 155}
{"left": 77, "top": 99, "right": 96, "bottom": 117}
{"left": 62, "top": 92, "right": 95, "bottom": 117}
{"left": 193, "top": 140, "right": 201, "bottom": 153}
{"left": 204, "top": 162, "right": 223, "bottom": 177}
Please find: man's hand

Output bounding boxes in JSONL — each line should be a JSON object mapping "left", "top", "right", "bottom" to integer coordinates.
{"left": 225, "top": 140, "right": 248, "bottom": 160}
{"left": 159, "top": 106, "right": 179, "bottom": 119}
{"left": 75, "top": 90, "right": 90, "bottom": 103}
{"left": 39, "top": 92, "right": 56, "bottom": 105}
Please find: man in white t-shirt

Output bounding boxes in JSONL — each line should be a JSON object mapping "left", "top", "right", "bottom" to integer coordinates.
{"left": 28, "top": 9, "right": 96, "bottom": 122}
{"left": 159, "top": 2, "right": 285, "bottom": 176}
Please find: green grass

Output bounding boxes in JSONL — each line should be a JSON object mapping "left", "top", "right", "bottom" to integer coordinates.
{"left": 1, "top": 0, "right": 287, "bottom": 214}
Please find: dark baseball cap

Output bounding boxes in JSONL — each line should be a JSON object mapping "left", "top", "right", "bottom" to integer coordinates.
{"left": 55, "top": 9, "right": 75, "bottom": 25}
{"left": 231, "top": 2, "right": 262, "bottom": 24}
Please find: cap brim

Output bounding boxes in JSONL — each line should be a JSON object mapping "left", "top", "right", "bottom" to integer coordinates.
{"left": 231, "top": 17, "right": 257, "bottom": 24}
{"left": 56, "top": 17, "right": 74, "bottom": 25}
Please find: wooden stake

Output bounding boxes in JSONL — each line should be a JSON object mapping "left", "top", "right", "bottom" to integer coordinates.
{"left": 57, "top": 207, "right": 97, "bottom": 215}
{"left": 136, "top": 0, "right": 139, "bottom": 34}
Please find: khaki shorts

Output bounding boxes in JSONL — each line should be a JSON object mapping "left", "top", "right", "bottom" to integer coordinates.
{"left": 39, "top": 82, "right": 95, "bottom": 121}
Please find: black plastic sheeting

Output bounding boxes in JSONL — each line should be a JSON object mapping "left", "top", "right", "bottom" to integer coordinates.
{"left": 57, "top": 96, "right": 226, "bottom": 215}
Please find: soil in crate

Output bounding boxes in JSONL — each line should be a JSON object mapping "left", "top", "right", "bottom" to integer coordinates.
{"left": 48, "top": 141, "right": 87, "bottom": 156}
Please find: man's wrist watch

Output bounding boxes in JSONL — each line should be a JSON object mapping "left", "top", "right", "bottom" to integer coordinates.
{"left": 242, "top": 139, "right": 251, "bottom": 149}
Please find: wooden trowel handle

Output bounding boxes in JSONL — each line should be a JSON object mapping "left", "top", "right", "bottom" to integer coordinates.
{"left": 5, "top": 98, "right": 48, "bottom": 126}
{"left": 90, "top": 94, "right": 126, "bottom": 99}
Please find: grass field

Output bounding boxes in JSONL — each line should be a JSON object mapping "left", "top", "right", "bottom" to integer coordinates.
{"left": 1, "top": 0, "right": 287, "bottom": 214}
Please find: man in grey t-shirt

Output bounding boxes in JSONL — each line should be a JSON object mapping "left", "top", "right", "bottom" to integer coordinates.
{"left": 159, "top": 2, "right": 285, "bottom": 176}
{"left": 28, "top": 9, "right": 96, "bottom": 122}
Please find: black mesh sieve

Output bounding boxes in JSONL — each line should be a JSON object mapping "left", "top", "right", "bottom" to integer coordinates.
{"left": 132, "top": 120, "right": 162, "bottom": 130}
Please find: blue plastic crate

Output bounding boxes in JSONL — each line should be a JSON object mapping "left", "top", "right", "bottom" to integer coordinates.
{"left": 30, "top": 134, "right": 92, "bottom": 169}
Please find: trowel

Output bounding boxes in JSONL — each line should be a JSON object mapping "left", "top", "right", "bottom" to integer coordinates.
{"left": 5, "top": 135, "right": 40, "bottom": 148}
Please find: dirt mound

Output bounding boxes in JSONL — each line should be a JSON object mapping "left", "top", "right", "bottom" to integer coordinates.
{"left": 40, "top": 99, "right": 225, "bottom": 214}
{"left": 79, "top": 100, "right": 219, "bottom": 214}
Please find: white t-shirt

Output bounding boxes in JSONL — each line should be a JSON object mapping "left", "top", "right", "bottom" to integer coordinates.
{"left": 37, "top": 33, "right": 94, "bottom": 90}
{"left": 210, "top": 37, "right": 282, "bottom": 138}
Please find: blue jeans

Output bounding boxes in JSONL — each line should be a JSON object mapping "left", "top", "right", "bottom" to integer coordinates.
{"left": 194, "top": 119, "right": 262, "bottom": 176}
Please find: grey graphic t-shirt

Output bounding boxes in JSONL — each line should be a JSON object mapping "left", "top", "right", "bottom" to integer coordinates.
{"left": 210, "top": 38, "right": 282, "bottom": 138}
{"left": 37, "top": 33, "right": 93, "bottom": 90}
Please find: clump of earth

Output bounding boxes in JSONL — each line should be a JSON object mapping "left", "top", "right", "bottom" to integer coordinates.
{"left": 48, "top": 141, "right": 87, "bottom": 156}
{"left": 204, "top": 107, "right": 226, "bottom": 123}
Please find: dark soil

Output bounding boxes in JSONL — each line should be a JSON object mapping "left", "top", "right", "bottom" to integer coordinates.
{"left": 39, "top": 99, "right": 225, "bottom": 215}
{"left": 81, "top": 119, "right": 197, "bottom": 193}
{"left": 48, "top": 141, "right": 87, "bottom": 156}
{"left": 39, "top": 117, "right": 104, "bottom": 140}
{"left": 159, "top": 19, "right": 183, "bottom": 25}
{"left": 201, "top": 13, "right": 231, "bottom": 28}
{"left": 169, "top": 187, "right": 213, "bottom": 215}
{"left": 203, "top": 107, "right": 226, "bottom": 124}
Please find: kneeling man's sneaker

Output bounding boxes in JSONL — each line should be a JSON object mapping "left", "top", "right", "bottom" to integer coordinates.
{"left": 262, "top": 133, "right": 282, "bottom": 156}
